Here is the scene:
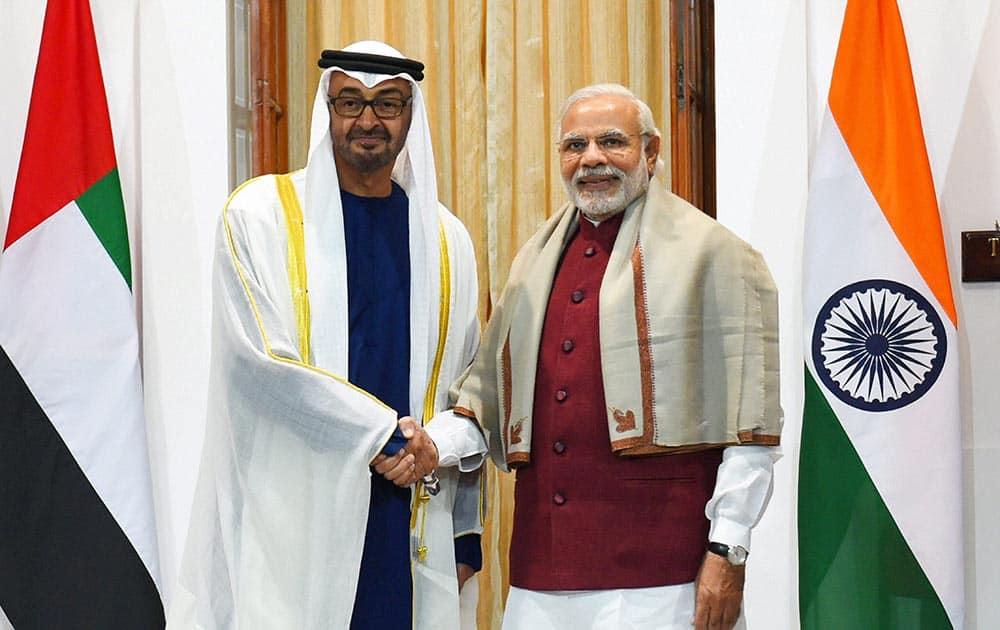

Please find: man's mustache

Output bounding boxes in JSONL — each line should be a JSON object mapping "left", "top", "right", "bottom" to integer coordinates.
{"left": 573, "top": 165, "right": 625, "bottom": 185}
{"left": 348, "top": 128, "right": 390, "bottom": 141}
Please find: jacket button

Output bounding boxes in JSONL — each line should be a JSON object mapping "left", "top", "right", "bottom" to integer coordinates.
{"left": 571, "top": 290, "right": 584, "bottom": 303}
{"left": 553, "top": 493, "right": 566, "bottom": 506}
{"left": 553, "top": 441, "right": 566, "bottom": 454}
{"left": 561, "top": 339, "right": 574, "bottom": 353}
{"left": 555, "top": 389, "right": 568, "bottom": 402}
{"left": 584, "top": 246, "right": 597, "bottom": 257}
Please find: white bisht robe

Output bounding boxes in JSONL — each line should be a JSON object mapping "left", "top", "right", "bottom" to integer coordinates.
{"left": 170, "top": 41, "right": 485, "bottom": 630}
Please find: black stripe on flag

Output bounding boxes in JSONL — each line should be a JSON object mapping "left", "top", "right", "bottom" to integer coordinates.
{"left": 0, "top": 345, "right": 165, "bottom": 629}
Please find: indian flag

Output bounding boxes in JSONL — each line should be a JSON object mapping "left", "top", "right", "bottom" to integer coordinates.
{"left": 799, "top": 1, "right": 963, "bottom": 628}
{"left": 0, "top": 0, "right": 164, "bottom": 627}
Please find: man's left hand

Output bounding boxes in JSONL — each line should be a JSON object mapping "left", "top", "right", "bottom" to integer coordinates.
{"left": 692, "top": 551, "right": 745, "bottom": 630}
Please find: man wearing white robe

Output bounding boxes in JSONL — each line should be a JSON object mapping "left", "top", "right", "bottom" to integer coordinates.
{"left": 169, "top": 41, "right": 486, "bottom": 630}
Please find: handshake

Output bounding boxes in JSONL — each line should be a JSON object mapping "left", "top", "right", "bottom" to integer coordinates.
{"left": 372, "top": 416, "right": 439, "bottom": 491}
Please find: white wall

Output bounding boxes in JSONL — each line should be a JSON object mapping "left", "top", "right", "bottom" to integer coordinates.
{"left": 717, "top": 1, "right": 1000, "bottom": 627}
{"left": 133, "top": 0, "right": 229, "bottom": 603}
{"left": 716, "top": 2, "right": 807, "bottom": 626}
{"left": 0, "top": 5, "right": 46, "bottom": 238}
{"left": 929, "top": 1, "right": 1000, "bottom": 623}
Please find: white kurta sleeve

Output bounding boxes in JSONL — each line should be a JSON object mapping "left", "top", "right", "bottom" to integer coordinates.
{"left": 705, "top": 445, "right": 781, "bottom": 550}
{"left": 426, "top": 410, "right": 487, "bottom": 472}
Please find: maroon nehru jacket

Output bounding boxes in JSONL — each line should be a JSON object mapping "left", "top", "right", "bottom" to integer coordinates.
{"left": 509, "top": 212, "right": 723, "bottom": 591}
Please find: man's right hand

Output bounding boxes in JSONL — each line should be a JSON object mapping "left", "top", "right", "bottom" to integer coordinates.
{"left": 373, "top": 417, "right": 439, "bottom": 487}
{"left": 693, "top": 551, "right": 745, "bottom": 629}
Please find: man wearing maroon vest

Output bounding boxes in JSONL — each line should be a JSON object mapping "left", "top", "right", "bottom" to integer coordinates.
{"left": 451, "top": 84, "right": 782, "bottom": 629}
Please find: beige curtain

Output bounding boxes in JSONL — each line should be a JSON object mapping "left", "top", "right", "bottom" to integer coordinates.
{"left": 299, "top": 2, "right": 671, "bottom": 627}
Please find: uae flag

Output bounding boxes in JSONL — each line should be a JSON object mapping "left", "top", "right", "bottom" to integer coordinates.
{"left": 0, "top": 1, "right": 164, "bottom": 627}
{"left": 799, "top": 1, "right": 963, "bottom": 628}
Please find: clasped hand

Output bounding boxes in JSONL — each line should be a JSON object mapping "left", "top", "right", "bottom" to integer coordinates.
{"left": 372, "top": 417, "right": 439, "bottom": 487}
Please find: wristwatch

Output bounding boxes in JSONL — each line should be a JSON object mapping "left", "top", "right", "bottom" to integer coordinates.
{"left": 707, "top": 541, "right": 748, "bottom": 566}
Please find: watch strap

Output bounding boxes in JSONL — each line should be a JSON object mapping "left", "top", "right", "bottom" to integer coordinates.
{"left": 707, "top": 541, "right": 747, "bottom": 565}
{"left": 707, "top": 542, "right": 731, "bottom": 559}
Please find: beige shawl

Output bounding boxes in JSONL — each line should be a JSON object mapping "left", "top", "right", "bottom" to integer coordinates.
{"left": 453, "top": 173, "right": 781, "bottom": 470}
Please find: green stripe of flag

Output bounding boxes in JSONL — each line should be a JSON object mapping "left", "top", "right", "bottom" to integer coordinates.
{"left": 76, "top": 168, "right": 131, "bottom": 289}
{"left": 799, "top": 367, "right": 950, "bottom": 628}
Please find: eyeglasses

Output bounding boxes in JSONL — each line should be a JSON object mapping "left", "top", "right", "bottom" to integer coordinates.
{"left": 327, "top": 95, "right": 412, "bottom": 119}
{"left": 557, "top": 132, "right": 642, "bottom": 160}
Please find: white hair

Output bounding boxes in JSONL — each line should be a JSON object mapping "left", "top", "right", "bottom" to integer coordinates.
{"left": 557, "top": 83, "right": 661, "bottom": 141}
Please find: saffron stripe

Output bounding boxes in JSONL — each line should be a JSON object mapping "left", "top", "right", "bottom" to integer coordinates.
{"left": 828, "top": 0, "right": 956, "bottom": 325}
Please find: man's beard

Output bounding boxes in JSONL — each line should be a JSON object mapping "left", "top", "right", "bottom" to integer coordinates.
{"left": 563, "top": 162, "right": 650, "bottom": 222}
{"left": 333, "top": 127, "right": 404, "bottom": 172}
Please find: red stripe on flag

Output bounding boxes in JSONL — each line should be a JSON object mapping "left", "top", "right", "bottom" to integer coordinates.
{"left": 4, "top": 0, "right": 117, "bottom": 250}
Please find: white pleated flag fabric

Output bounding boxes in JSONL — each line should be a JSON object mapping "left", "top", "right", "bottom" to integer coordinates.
{"left": 799, "top": 1, "right": 963, "bottom": 628}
